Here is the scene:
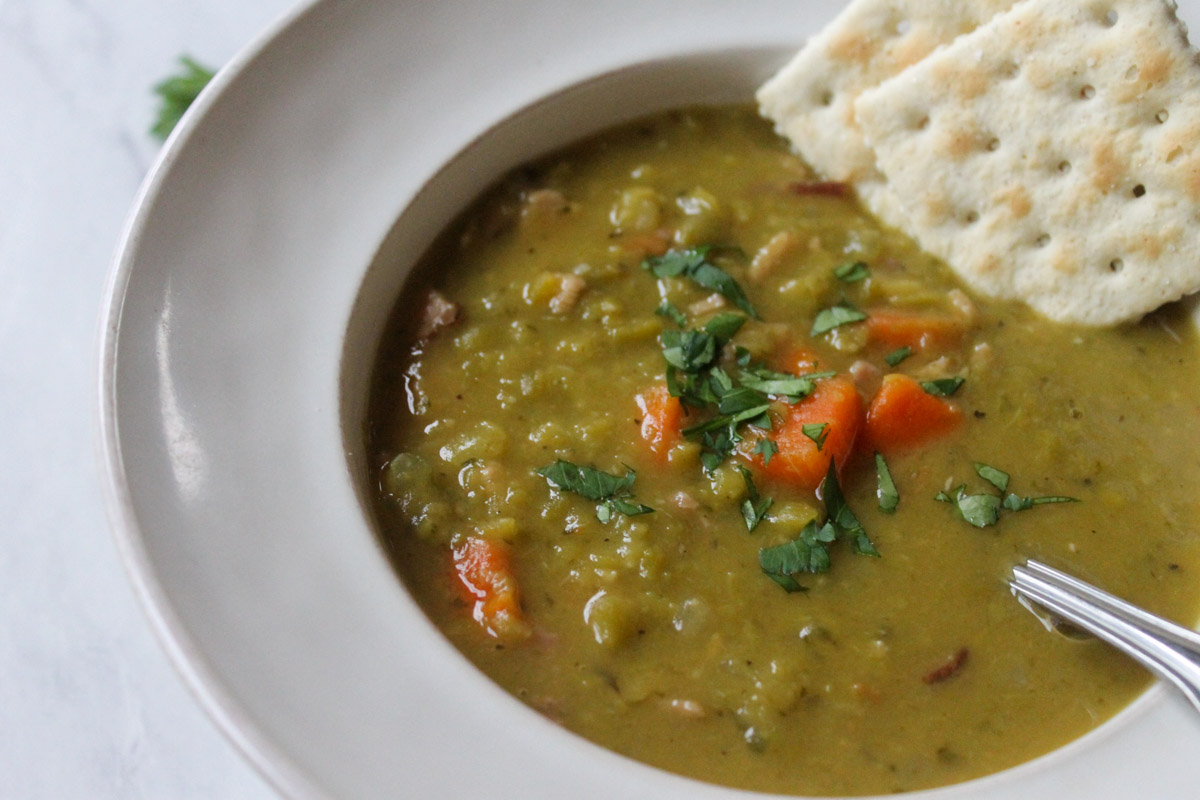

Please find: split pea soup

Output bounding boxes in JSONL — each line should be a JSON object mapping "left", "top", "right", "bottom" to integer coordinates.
{"left": 363, "top": 106, "right": 1200, "bottom": 796}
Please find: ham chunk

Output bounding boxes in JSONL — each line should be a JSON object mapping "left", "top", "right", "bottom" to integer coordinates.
{"left": 416, "top": 289, "right": 461, "bottom": 340}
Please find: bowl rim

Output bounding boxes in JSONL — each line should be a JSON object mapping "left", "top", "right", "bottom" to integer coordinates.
{"left": 96, "top": 1, "right": 331, "bottom": 796}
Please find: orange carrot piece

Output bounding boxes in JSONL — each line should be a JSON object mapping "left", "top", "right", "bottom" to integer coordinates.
{"left": 636, "top": 384, "right": 683, "bottom": 461}
{"left": 453, "top": 537, "right": 530, "bottom": 641}
{"left": 778, "top": 347, "right": 823, "bottom": 374}
{"left": 866, "top": 310, "right": 966, "bottom": 352}
{"left": 864, "top": 374, "right": 963, "bottom": 452}
{"left": 749, "top": 376, "right": 862, "bottom": 490}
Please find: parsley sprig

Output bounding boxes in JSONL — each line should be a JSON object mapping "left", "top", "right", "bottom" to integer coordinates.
{"left": 937, "top": 462, "right": 1077, "bottom": 528}
{"left": 759, "top": 461, "right": 879, "bottom": 592}
{"left": 643, "top": 247, "right": 758, "bottom": 318}
{"left": 536, "top": 460, "right": 654, "bottom": 523}
{"left": 151, "top": 56, "right": 216, "bottom": 141}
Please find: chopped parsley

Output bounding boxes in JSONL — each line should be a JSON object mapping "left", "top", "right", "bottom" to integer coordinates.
{"left": 151, "top": 56, "right": 216, "bottom": 140}
{"left": 736, "top": 465, "right": 773, "bottom": 532}
{"left": 802, "top": 423, "right": 829, "bottom": 450}
{"left": 655, "top": 300, "right": 687, "bottom": 327}
{"left": 974, "top": 462, "right": 1010, "bottom": 492}
{"left": 754, "top": 438, "right": 779, "bottom": 465}
{"left": 643, "top": 247, "right": 758, "bottom": 318}
{"left": 535, "top": 460, "right": 653, "bottom": 523}
{"left": 921, "top": 377, "right": 965, "bottom": 397}
{"left": 834, "top": 260, "right": 870, "bottom": 283}
{"left": 811, "top": 302, "right": 868, "bottom": 336}
{"left": 876, "top": 453, "right": 899, "bottom": 513}
{"left": 759, "top": 461, "right": 878, "bottom": 592}
{"left": 938, "top": 463, "right": 1077, "bottom": 528}
{"left": 759, "top": 521, "right": 836, "bottom": 592}
{"left": 884, "top": 346, "right": 912, "bottom": 367}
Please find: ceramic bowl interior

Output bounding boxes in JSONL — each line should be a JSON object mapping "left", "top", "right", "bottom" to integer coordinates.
{"left": 100, "top": 2, "right": 1200, "bottom": 798}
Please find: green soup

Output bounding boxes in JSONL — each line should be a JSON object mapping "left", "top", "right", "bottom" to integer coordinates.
{"left": 364, "top": 106, "right": 1200, "bottom": 796}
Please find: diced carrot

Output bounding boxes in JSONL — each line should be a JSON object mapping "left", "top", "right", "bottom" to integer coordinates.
{"left": 452, "top": 537, "right": 530, "bottom": 641}
{"left": 748, "top": 376, "right": 862, "bottom": 490}
{"left": 636, "top": 384, "right": 683, "bottom": 461}
{"left": 864, "top": 374, "right": 963, "bottom": 452}
{"left": 866, "top": 309, "right": 966, "bottom": 352}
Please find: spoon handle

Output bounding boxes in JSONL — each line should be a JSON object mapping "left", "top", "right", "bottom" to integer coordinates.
{"left": 1011, "top": 560, "right": 1200, "bottom": 716}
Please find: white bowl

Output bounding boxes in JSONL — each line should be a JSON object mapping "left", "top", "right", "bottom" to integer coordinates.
{"left": 99, "top": 1, "right": 1200, "bottom": 797}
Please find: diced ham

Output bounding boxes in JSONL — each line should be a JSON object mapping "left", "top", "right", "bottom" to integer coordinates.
{"left": 549, "top": 274, "right": 587, "bottom": 314}
{"left": 416, "top": 289, "right": 461, "bottom": 340}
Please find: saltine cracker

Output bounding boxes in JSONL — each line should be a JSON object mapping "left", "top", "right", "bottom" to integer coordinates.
{"left": 855, "top": 0, "right": 1200, "bottom": 325}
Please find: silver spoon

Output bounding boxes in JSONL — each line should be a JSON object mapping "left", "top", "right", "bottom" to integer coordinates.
{"left": 1010, "top": 559, "right": 1200, "bottom": 715}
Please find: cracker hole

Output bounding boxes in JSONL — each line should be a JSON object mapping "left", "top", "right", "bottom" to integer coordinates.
{"left": 1156, "top": 108, "right": 1170, "bottom": 123}
{"left": 1057, "top": 160, "right": 1072, "bottom": 174}
{"left": 1080, "top": 85, "right": 1096, "bottom": 99}
{"left": 1103, "top": 9, "right": 1119, "bottom": 26}
{"left": 819, "top": 90, "right": 834, "bottom": 107}
{"left": 1125, "top": 64, "right": 1140, "bottom": 81}
{"left": 1132, "top": 183, "right": 1146, "bottom": 198}
{"left": 1000, "top": 62, "right": 1020, "bottom": 79}
{"left": 1109, "top": 258, "right": 1125, "bottom": 273}
{"left": 914, "top": 115, "right": 930, "bottom": 131}
{"left": 986, "top": 137, "right": 1001, "bottom": 152}
{"left": 1035, "top": 233, "right": 1051, "bottom": 248}
{"left": 964, "top": 210, "right": 980, "bottom": 224}
{"left": 1167, "top": 146, "right": 1184, "bottom": 164}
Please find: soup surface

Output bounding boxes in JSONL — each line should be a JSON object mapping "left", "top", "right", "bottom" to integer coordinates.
{"left": 365, "top": 107, "right": 1200, "bottom": 796}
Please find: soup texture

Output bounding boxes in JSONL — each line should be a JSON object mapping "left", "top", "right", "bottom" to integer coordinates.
{"left": 365, "top": 107, "right": 1200, "bottom": 796}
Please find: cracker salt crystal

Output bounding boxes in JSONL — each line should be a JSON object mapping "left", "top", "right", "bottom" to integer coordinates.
{"left": 854, "top": 0, "right": 1200, "bottom": 325}
{"left": 756, "top": 0, "right": 1019, "bottom": 185}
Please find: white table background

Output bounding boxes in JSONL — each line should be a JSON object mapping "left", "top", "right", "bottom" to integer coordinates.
{"left": 0, "top": 1, "right": 294, "bottom": 796}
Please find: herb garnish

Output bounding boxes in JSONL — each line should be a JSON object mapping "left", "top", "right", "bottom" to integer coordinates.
{"left": 802, "top": 423, "right": 829, "bottom": 451}
{"left": 759, "top": 461, "right": 879, "bottom": 591}
{"left": 754, "top": 439, "right": 779, "bottom": 466}
{"left": 921, "top": 377, "right": 965, "bottom": 397}
{"left": 811, "top": 302, "right": 868, "bottom": 336}
{"left": 736, "top": 465, "right": 773, "bottom": 532}
{"left": 834, "top": 261, "right": 870, "bottom": 283}
{"left": 876, "top": 453, "right": 899, "bottom": 513}
{"left": 151, "top": 56, "right": 216, "bottom": 140}
{"left": 655, "top": 300, "right": 687, "bottom": 327}
{"left": 536, "top": 460, "right": 654, "bottom": 523}
{"left": 937, "top": 462, "right": 1077, "bottom": 528}
{"left": 643, "top": 247, "right": 759, "bottom": 318}
{"left": 759, "top": 521, "right": 836, "bottom": 592}
{"left": 884, "top": 346, "right": 912, "bottom": 367}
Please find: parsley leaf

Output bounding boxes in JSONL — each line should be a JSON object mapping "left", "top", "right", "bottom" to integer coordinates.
{"left": 974, "top": 463, "right": 1010, "bottom": 492}
{"left": 834, "top": 261, "right": 870, "bottom": 283}
{"left": 738, "top": 367, "right": 834, "bottom": 401}
{"left": 875, "top": 453, "right": 899, "bottom": 513}
{"left": 643, "top": 247, "right": 758, "bottom": 318}
{"left": 802, "top": 423, "right": 829, "bottom": 450}
{"left": 811, "top": 302, "right": 868, "bottom": 336}
{"left": 151, "top": 56, "right": 216, "bottom": 141}
{"left": 822, "top": 460, "right": 879, "bottom": 556}
{"left": 758, "top": 520, "right": 837, "bottom": 592}
{"left": 736, "top": 465, "right": 773, "bottom": 531}
{"left": 536, "top": 460, "right": 653, "bottom": 522}
{"left": 921, "top": 377, "right": 965, "bottom": 397}
{"left": 655, "top": 300, "right": 687, "bottom": 327}
{"left": 754, "top": 438, "right": 778, "bottom": 465}
{"left": 884, "top": 346, "right": 912, "bottom": 367}
{"left": 954, "top": 489, "right": 1002, "bottom": 528}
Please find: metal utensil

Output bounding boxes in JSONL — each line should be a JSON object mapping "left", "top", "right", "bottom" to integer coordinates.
{"left": 1010, "top": 559, "right": 1200, "bottom": 715}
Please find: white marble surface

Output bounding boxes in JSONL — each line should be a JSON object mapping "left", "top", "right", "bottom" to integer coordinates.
{"left": 0, "top": 1, "right": 295, "bottom": 796}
